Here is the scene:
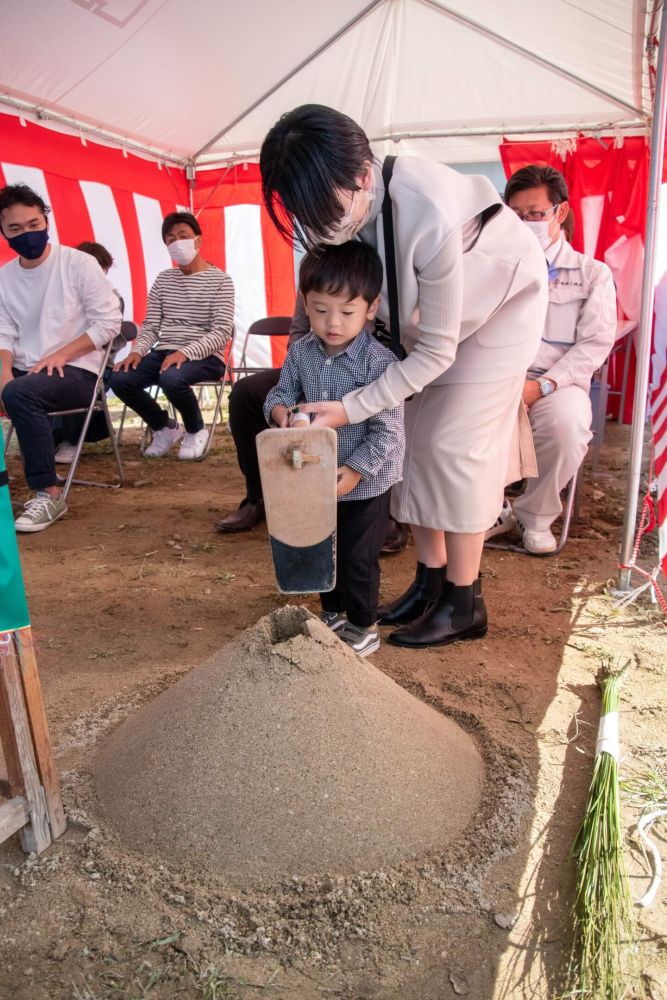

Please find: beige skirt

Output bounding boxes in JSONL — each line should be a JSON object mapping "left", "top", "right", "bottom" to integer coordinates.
{"left": 391, "top": 376, "right": 536, "bottom": 532}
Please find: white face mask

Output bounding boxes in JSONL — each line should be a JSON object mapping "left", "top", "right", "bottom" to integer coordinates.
{"left": 168, "top": 238, "right": 198, "bottom": 265}
{"left": 320, "top": 188, "right": 375, "bottom": 246}
{"left": 523, "top": 219, "right": 554, "bottom": 251}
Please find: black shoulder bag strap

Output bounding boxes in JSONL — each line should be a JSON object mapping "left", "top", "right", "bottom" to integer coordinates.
{"left": 380, "top": 155, "right": 405, "bottom": 359}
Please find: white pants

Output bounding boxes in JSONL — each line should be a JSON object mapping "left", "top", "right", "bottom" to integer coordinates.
{"left": 513, "top": 385, "right": 592, "bottom": 532}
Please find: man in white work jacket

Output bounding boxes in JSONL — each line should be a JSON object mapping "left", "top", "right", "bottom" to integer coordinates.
{"left": 486, "top": 164, "right": 617, "bottom": 554}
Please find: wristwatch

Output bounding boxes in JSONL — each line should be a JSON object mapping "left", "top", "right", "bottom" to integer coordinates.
{"left": 537, "top": 378, "right": 556, "bottom": 397}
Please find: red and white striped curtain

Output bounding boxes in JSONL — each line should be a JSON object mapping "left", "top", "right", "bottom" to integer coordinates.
{"left": 0, "top": 114, "right": 297, "bottom": 370}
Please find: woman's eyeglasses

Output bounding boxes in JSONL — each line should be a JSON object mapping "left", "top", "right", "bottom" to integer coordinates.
{"left": 512, "top": 203, "right": 561, "bottom": 223}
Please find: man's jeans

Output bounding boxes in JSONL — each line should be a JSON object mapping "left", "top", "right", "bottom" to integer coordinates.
{"left": 108, "top": 350, "right": 225, "bottom": 433}
{"left": 3, "top": 366, "right": 96, "bottom": 490}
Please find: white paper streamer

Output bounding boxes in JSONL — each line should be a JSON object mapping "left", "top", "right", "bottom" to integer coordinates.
{"left": 595, "top": 711, "right": 619, "bottom": 760}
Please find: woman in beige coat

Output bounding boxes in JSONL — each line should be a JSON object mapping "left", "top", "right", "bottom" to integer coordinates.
{"left": 260, "top": 105, "right": 548, "bottom": 648}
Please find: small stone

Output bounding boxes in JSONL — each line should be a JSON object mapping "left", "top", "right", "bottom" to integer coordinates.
{"left": 449, "top": 969, "right": 469, "bottom": 995}
{"left": 494, "top": 911, "right": 517, "bottom": 929}
{"left": 90, "top": 872, "right": 102, "bottom": 881}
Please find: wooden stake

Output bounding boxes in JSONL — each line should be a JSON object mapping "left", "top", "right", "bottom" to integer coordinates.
{"left": 13, "top": 629, "right": 66, "bottom": 837}
{"left": 0, "top": 636, "right": 51, "bottom": 853}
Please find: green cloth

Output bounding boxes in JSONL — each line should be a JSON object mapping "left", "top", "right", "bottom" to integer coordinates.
{"left": 0, "top": 447, "right": 30, "bottom": 631}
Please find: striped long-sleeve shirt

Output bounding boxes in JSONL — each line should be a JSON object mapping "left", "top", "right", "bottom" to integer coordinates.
{"left": 133, "top": 266, "right": 234, "bottom": 362}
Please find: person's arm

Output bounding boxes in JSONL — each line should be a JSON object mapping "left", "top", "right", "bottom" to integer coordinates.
{"left": 542, "top": 264, "right": 617, "bottom": 391}
{"left": 289, "top": 293, "right": 311, "bottom": 346}
{"left": 263, "top": 346, "right": 304, "bottom": 424}
{"left": 0, "top": 296, "right": 17, "bottom": 399}
{"left": 180, "top": 273, "right": 235, "bottom": 361}
{"left": 132, "top": 277, "right": 164, "bottom": 357}
{"left": 342, "top": 229, "right": 464, "bottom": 424}
{"left": 345, "top": 354, "right": 405, "bottom": 478}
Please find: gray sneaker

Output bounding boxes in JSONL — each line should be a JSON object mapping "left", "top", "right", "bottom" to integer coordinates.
{"left": 15, "top": 491, "right": 68, "bottom": 533}
{"left": 318, "top": 610, "right": 347, "bottom": 632}
{"left": 338, "top": 622, "right": 380, "bottom": 657}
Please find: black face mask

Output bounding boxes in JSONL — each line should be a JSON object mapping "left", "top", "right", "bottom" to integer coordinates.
{"left": 7, "top": 229, "right": 49, "bottom": 260}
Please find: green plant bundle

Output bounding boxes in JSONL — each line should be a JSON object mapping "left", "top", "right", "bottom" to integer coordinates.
{"left": 565, "top": 659, "right": 637, "bottom": 1000}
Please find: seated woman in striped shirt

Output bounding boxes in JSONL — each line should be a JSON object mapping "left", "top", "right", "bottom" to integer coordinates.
{"left": 110, "top": 212, "right": 234, "bottom": 461}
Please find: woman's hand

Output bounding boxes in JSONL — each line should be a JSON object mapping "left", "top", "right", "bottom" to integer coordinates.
{"left": 336, "top": 465, "right": 361, "bottom": 497}
{"left": 300, "top": 400, "right": 349, "bottom": 428}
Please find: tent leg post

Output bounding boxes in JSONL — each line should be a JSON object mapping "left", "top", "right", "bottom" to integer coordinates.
{"left": 616, "top": 10, "right": 667, "bottom": 592}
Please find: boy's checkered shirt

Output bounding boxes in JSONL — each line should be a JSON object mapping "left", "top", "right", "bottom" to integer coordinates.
{"left": 264, "top": 331, "right": 405, "bottom": 502}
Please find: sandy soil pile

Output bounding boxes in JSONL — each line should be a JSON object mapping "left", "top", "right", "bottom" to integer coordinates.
{"left": 93, "top": 606, "right": 484, "bottom": 885}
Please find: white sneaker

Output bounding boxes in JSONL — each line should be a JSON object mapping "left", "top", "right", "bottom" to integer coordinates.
{"left": 318, "top": 611, "right": 347, "bottom": 632}
{"left": 54, "top": 442, "right": 77, "bottom": 464}
{"left": 485, "top": 499, "right": 516, "bottom": 540}
{"left": 15, "top": 491, "right": 67, "bottom": 533}
{"left": 143, "top": 423, "right": 183, "bottom": 457}
{"left": 338, "top": 622, "right": 380, "bottom": 657}
{"left": 178, "top": 428, "right": 209, "bottom": 461}
{"left": 520, "top": 524, "right": 558, "bottom": 555}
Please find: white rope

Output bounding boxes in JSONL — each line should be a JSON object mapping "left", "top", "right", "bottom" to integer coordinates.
{"left": 595, "top": 710, "right": 620, "bottom": 760}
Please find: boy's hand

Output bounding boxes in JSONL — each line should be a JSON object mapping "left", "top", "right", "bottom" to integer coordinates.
{"left": 271, "top": 404, "right": 289, "bottom": 428}
{"left": 336, "top": 465, "right": 361, "bottom": 497}
{"left": 301, "top": 401, "right": 348, "bottom": 428}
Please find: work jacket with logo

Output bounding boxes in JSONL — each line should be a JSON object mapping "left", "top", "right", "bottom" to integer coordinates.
{"left": 530, "top": 237, "right": 617, "bottom": 392}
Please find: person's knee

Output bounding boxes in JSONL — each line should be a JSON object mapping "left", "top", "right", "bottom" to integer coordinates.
{"left": 108, "top": 369, "right": 134, "bottom": 394}
{"left": 158, "top": 368, "right": 191, "bottom": 393}
{"left": 2, "top": 376, "right": 33, "bottom": 415}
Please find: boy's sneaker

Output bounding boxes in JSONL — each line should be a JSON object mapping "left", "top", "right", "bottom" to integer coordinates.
{"left": 143, "top": 423, "right": 183, "bottom": 457}
{"left": 318, "top": 610, "right": 347, "bottom": 632}
{"left": 15, "top": 491, "right": 67, "bottom": 533}
{"left": 54, "top": 441, "right": 77, "bottom": 464}
{"left": 485, "top": 498, "right": 516, "bottom": 540}
{"left": 338, "top": 622, "right": 380, "bottom": 657}
{"left": 178, "top": 428, "right": 209, "bottom": 461}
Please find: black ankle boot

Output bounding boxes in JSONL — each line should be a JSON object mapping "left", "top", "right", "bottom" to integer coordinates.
{"left": 377, "top": 563, "right": 446, "bottom": 625}
{"left": 388, "top": 578, "right": 487, "bottom": 648}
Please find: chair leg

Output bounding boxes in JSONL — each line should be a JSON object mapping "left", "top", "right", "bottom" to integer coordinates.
{"left": 200, "top": 384, "right": 224, "bottom": 460}
{"left": 3, "top": 421, "right": 14, "bottom": 456}
{"left": 553, "top": 468, "right": 580, "bottom": 554}
{"left": 116, "top": 403, "right": 127, "bottom": 446}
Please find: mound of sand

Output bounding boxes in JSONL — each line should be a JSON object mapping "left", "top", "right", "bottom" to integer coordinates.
{"left": 94, "top": 607, "right": 484, "bottom": 885}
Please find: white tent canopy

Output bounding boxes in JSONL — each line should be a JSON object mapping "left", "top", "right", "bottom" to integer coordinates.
{"left": 0, "top": 0, "right": 657, "bottom": 167}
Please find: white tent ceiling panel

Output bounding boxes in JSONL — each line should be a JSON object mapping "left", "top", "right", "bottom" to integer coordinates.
{"left": 0, "top": 0, "right": 655, "bottom": 165}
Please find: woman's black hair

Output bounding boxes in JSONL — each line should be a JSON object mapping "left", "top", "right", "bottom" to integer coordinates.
{"left": 161, "top": 211, "right": 201, "bottom": 242}
{"left": 299, "top": 241, "right": 383, "bottom": 305}
{"left": 260, "top": 104, "right": 373, "bottom": 250}
{"left": 0, "top": 183, "right": 50, "bottom": 225}
{"left": 77, "top": 241, "right": 114, "bottom": 271}
{"left": 504, "top": 164, "right": 569, "bottom": 209}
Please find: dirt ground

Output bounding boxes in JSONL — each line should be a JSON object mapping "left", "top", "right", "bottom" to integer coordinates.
{"left": 1, "top": 417, "right": 666, "bottom": 1000}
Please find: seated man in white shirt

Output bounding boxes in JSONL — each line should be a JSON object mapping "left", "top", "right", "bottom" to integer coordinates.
{"left": 486, "top": 165, "right": 617, "bottom": 554}
{"left": 0, "top": 184, "right": 121, "bottom": 532}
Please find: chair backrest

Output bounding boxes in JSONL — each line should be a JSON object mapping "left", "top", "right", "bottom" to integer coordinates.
{"left": 246, "top": 316, "right": 292, "bottom": 338}
{"left": 235, "top": 316, "right": 293, "bottom": 374}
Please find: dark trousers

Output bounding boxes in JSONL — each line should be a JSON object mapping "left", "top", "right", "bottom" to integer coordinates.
{"left": 108, "top": 349, "right": 225, "bottom": 434}
{"left": 228, "top": 368, "right": 280, "bottom": 504}
{"left": 320, "top": 490, "right": 392, "bottom": 628}
{"left": 3, "top": 365, "right": 96, "bottom": 490}
{"left": 53, "top": 369, "right": 112, "bottom": 445}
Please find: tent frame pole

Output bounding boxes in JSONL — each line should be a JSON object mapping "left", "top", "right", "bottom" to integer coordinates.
{"left": 617, "top": 8, "right": 667, "bottom": 591}
{"left": 192, "top": 0, "right": 387, "bottom": 162}
{"left": 418, "top": 0, "right": 646, "bottom": 120}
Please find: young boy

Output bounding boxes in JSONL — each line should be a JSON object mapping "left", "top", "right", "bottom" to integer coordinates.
{"left": 264, "top": 241, "right": 405, "bottom": 657}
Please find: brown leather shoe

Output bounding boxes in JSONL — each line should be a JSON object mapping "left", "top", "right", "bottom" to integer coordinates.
{"left": 380, "top": 518, "right": 409, "bottom": 555}
{"left": 215, "top": 500, "right": 265, "bottom": 533}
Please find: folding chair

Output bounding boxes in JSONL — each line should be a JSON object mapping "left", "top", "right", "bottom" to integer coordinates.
{"left": 484, "top": 464, "right": 583, "bottom": 556}
{"left": 4, "top": 337, "right": 124, "bottom": 502}
{"left": 228, "top": 316, "right": 292, "bottom": 379}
